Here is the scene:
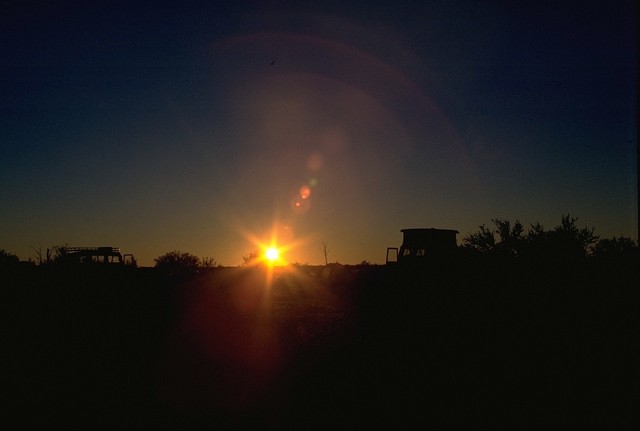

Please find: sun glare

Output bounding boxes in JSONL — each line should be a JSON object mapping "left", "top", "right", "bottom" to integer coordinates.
{"left": 265, "top": 247, "right": 279, "bottom": 262}
{"left": 233, "top": 219, "right": 315, "bottom": 271}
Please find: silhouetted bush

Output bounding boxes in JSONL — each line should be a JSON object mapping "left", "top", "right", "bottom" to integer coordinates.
{"left": 154, "top": 250, "right": 209, "bottom": 277}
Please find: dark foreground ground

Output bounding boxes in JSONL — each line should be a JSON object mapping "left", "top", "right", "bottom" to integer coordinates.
{"left": 4, "top": 260, "right": 639, "bottom": 428}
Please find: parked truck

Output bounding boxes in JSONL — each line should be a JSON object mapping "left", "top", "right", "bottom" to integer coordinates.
{"left": 386, "top": 228, "right": 459, "bottom": 265}
{"left": 60, "top": 247, "right": 135, "bottom": 265}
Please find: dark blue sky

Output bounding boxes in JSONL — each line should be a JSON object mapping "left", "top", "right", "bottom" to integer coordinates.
{"left": 1, "top": 1, "right": 637, "bottom": 265}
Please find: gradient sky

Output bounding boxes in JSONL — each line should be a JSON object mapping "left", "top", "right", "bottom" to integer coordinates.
{"left": 2, "top": 1, "right": 637, "bottom": 266}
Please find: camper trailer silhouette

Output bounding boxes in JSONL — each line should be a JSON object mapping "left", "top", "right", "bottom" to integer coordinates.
{"left": 386, "top": 228, "right": 459, "bottom": 264}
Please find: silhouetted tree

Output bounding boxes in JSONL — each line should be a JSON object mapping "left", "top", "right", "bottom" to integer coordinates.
{"left": 51, "top": 245, "right": 70, "bottom": 263}
{"left": 593, "top": 236, "right": 638, "bottom": 260}
{"left": 521, "top": 221, "right": 548, "bottom": 260}
{"left": 30, "top": 246, "right": 57, "bottom": 265}
{"left": 526, "top": 222, "right": 547, "bottom": 242}
{"left": 321, "top": 241, "right": 330, "bottom": 266}
{"left": 547, "top": 214, "right": 598, "bottom": 261}
{"left": 462, "top": 224, "right": 496, "bottom": 254}
{"left": 242, "top": 250, "right": 259, "bottom": 266}
{"left": 200, "top": 256, "right": 217, "bottom": 268}
{"left": 31, "top": 246, "right": 43, "bottom": 265}
{"left": 0, "top": 249, "right": 19, "bottom": 266}
{"left": 155, "top": 250, "right": 202, "bottom": 276}
{"left": 462, "top": 219, "right": 526, "bottom": 260}
{"left": 464, "top": 214, "right": 598, "bottom": 263}
{"left": 493, "top": 218, "right": 526, "bottom": 257}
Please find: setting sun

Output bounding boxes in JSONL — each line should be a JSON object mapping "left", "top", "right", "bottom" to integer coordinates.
{"left": 265, "top": 247, "right": 279, "bottom": 262}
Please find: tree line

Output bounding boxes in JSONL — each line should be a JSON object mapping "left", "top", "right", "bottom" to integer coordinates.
{"left": 2, "top": 214, "right": 637, "bottom": 272}
{"left": 461, "top": 214, "right": 638, "bottom": 263}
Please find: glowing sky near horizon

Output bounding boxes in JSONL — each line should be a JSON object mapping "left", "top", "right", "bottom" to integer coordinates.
{"left": 1, "top": 1, "right": 637, "bottom": 266}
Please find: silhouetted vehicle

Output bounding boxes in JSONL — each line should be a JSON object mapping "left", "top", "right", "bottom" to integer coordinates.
{"left": 386, "top": 228, "right": 459, "bottom": 265}
{"left": 60, "top": 247, "right": 135, "bottom": 265}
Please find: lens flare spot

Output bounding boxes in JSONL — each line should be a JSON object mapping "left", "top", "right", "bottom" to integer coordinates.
{"left": 290, "top": 196, "right": 311, "bottom": 214}
{"left": 299, "top": 185, "right": 311, "bottom": 199}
